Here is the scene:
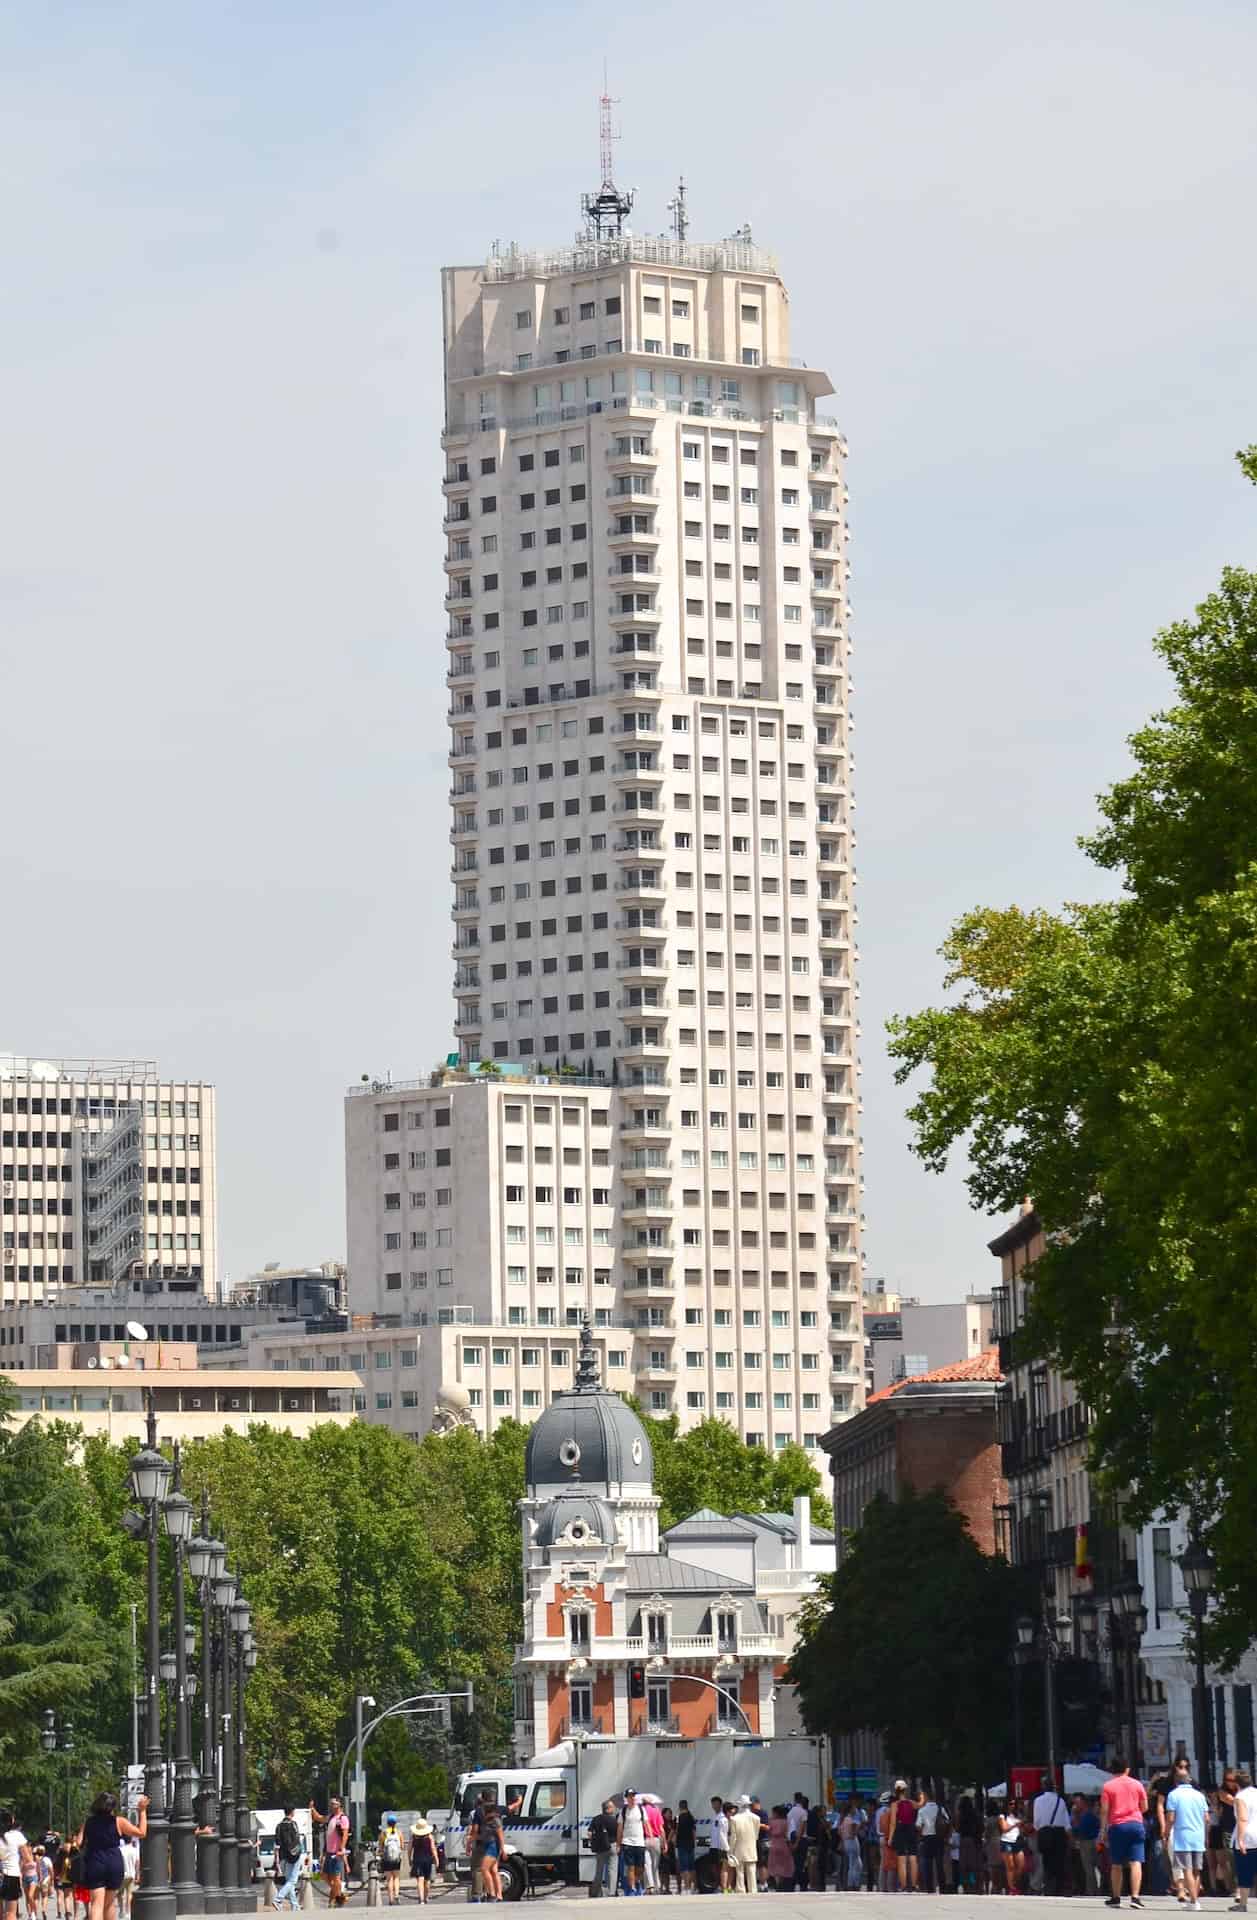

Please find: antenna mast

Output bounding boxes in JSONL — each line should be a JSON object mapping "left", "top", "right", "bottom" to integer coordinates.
{"left": 667, "top": 176, "right": 689, "bottom": 243}
{"left": 581, "top": 75, "right": 634, "bottom": 240}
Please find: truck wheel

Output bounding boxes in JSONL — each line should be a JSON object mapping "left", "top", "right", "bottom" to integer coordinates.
{"left": 500, "top": 1857, "right": 528, "bottom": 1902}
{"left": 695, "top": 1855, "right": 723, "bottom": 1894}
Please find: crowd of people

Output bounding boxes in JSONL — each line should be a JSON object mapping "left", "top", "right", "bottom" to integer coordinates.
{"left": 0, "top": 1797, "right": 145, "bottom": 1920}
{"left": 571, "top": 1759, "right": 1257, "bottom": 1901}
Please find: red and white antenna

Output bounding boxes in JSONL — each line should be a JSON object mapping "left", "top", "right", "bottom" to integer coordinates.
{"left": 582, "top": 70, "right": 634, "bottom": 239}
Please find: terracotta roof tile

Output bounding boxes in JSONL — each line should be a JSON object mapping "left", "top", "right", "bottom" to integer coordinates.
{"left": 867, "top": 1346, "right": 1002, "bottom": 1404}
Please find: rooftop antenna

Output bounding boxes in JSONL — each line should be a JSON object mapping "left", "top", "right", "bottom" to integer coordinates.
{"left": 581, "top": 69, "right": 634, "bottom": 240}
{"left": 667, "top": 176, "right": 689, "bottom": 244}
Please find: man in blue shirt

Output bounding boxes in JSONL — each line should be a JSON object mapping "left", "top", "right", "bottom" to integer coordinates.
{"left": 1071, "top": 1796, "right": 1101, "bottom": 1895}
{"left": 1165, "top": 1761, "right": 1210, "bottom": 1910}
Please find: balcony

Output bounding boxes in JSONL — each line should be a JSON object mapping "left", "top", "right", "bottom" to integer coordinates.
{"left": 607, "top": 523, "right": 661, "bottom": 551}
{"left": 621, "top": 1272, "right": 676, "bottom": 1297}
{"left": 558, "top": 1715, "right": 605, "bottom": 1737}
{"left": 630, "top": 1714, "right": 680, "bottom": 1737}
{"left": 614, "top": 878, "right": 666, "bottom": 904}
{"left": 622, "top": 1241, "right": 675, "bottom": 1264}
{"left": 608, "top": 603, "right": 662, "bottom": 629}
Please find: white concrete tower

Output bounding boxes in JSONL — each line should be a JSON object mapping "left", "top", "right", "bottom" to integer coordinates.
{"left": 439, "top": 176, "right": 863, "bottom": 1449}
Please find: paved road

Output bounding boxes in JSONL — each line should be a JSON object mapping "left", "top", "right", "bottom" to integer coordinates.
{"left": 294, "top": 1895, "right": 1233, "bottom": 1916}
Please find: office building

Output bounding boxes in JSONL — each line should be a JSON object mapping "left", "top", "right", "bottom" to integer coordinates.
{"left": 864, "top": 1289, "right": 996, "bottom": 1395}
{"left": 360, "top": 167, "right": 865, "bottom": 1450}
{"left": 1, "top": 1055, "right": 217, "bottom": 1297}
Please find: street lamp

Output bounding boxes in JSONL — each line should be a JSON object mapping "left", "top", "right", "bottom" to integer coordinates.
{"left": 186, "top": 1505, "right": 224, "bottom": 1916}
{"left": 228, "top": 1602, "right": 253, "bottom": 1915}
{"left": 128, "top": 1394, "right": 176, "bottom": 1920}
{"left": 1181, "top": 1538, "right": 1216, "bottom": 1789}
{"left": 1016, "top": 1614, "right": 1035, "bottom": 1650}
{"left": 161, "top": 1450, "right": 201, "bottom": 1916}
{"left": 1107, "top": 1578, "right": 1145, "bottom": 1764}
{"left": 213, "top": 1571, "right": 238, "bottom": 1911}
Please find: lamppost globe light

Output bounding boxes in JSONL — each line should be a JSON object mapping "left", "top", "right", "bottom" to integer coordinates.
{"left": 161, "top": 1488, "right": 195, "bottom": 1543}
{"left": 1110, "top": 1580, "right": 1134, "bottom": 1619}
{"left": 212, "top": 1572, "right": 237, "bottom": 1610}
{"left": 243, "top": 1649, "right": 258, "bottom": 1672}
{"left": 1074, "top": 1593, "right": 1099, "bottom": 1638}
{"left": 1016, "top": 1613, "right": 1035, "bottom": 1649}
{"left": 185, "top": 1672, "right": 198, "bottom": 1701}
{"left": 185, "top": 1533, "right": 215, "bottom": 1582}
{"left": 1131, "top": 1601, "right": 1149, "bottom": 1638}
{"left": 1181, "top": 1538, "right": 1215, "bottom": 1597}
{"left": 1054, "top": 1612, "right": 1073, "bottom": 1652}
{"left": 184, "top": 1623, "right": 196, "bottom": 1660}
{"left": 160, "top": 1652, "right": 177, "bottom": 1686}
{"left": 229, "top": 1600, "right": 250, "bottom": 1637}
{"left": 130, "top": 1443, "right": 174, "bottom": 1505}
{"left": 207, "top": 1537, "right": 227, "bottom": 1580}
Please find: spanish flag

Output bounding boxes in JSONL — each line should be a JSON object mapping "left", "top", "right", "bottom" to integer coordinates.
{"left": 1075, "top": 1523, "right": 1092, "bottom": 1583}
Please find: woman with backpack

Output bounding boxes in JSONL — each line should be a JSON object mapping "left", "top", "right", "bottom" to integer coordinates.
{"left": 378, "top": 1821, "right": 403, "bottom": 1906}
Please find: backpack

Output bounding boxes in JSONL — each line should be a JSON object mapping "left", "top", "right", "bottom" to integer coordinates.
{"left": 383, "top": 1833, "right": 402, "bottom": 1867}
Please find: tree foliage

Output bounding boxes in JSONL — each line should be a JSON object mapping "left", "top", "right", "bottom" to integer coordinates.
{"left": 636, "top": 1413, "right": 833, "bottom": 1531}
{"left": 887, "top": 448, "right": 1257, "bottom": 1661}
{"left": 789, "top": 1488, "right": 1035, "bottom": 1781}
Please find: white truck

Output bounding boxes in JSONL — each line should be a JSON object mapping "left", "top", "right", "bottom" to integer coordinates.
{"left": 255, "top": 1808, "right": 315, "bottom": 1883}
{"left": 445, "top": 1733, "right": 827, "bottom": 1899}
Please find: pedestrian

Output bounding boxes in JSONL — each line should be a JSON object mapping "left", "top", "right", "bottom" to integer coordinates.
{"left": 271, "top": 1807, "right": 304, "bottom": 1913}
{"left": 116, "top": 1835, "right": 138, "bottom": 1920}
{"left": 20, "top": 1844, "right": 38, "bottom": 1920}
{"left": 675, "top": 1801, "right": 696, "bottom": 1895}
{"left": 839, "top": 1805, "right": 863, "bottom": 1892}
{"left": 766, "top": 1808, "right": 793, "bottom": 1892}
{"left": 309, "top": 1797, "right": 350, "bottom": 1909}
{"left": 728, "top": 1799, "right": 760, "bottom": 1896}
{"left": 660, "top": 1809, "right": 678, "bottom": 1896}
{"left": 1166, "top": 1760, "right": 1210, "bottom": 1911}
{"left": 1213, "top": 1774, "right": 1241, "bottom": 1901}
{"left": 468, "top": 1792, "right": 503, "bottom": 1904}
{"left": 891, "top": 1781, "right": 921, "bottom": 1892}
{"left": 76, "top": 1794, "right": 147, "bottom": 1920}
{"left": 1101, "top": 1755, "right": 1149, "bottom": 1909}
{"left": 1071, "top": 1796, "right": 1100, "bottom": 1896}
{"left": 379, "top": 1819, "right": 403, "bottom": 1906}
{"left": 52, "top": 1838, "right": 74, "bottom": 1920}
{"left": 618, "top": 1790, "right": 647, "bottom": 1898}
{"left": 642, "top": 1798, "right": 663, "bottom": 1894}
{"left": 955, "top": 1796, "right": 982, "bottom": 1894}
{"left": 750, "top": 1799, "right": 768, "bottom": 1892}
{"left": 1231, "top": 1769, "right": 1257, "bottom": 1914}
{"left": 998, "top": 1800, "right": 1026, "bottom": 1895}
{"left": 586, "top": 1801, "right": 617, "bottom": 1901}
{"left": 918, "top": 1788, "right": 943, "bottom": 1894}
{"left": 879, "top": 1796, "right": 899, "bottom": 1892}
{"left": 1031, "top": 1772, "right": 1071, "bottom": 1897}
{"left": 409, "top": 1820, "right": 437, "bottom": 1906}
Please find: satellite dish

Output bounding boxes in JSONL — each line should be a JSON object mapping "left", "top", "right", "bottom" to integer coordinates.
{"left": 115, "top": 1353, "right": 131, "bottom": 1368}
{"left": 99, "top": 1356, "right": 113, "bottom": 1370}
{"left": 126, "top": 1321, "right": 149, "bottom": 1342}
{"left": 86, "top": 1358, "right": 99, "bottom": 1370}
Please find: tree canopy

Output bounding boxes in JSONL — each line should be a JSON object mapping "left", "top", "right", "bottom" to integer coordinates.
{"left": 789, "top": 1487, "right": 1036, "bottom": 1782}
{"left": 887, "top": 448, "right": 1257, "bottom": 1661}
{"left": 636, "top": 1412, "right": 833, "bottom": 1531}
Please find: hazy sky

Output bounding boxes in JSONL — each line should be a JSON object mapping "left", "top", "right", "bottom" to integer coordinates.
{"left": 4, "top": 0, "right": 1255, "bottom": 1297}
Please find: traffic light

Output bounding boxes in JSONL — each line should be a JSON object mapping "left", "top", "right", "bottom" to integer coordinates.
{"left": 629, "top": 1665, "right": 646, "bottom": 1699}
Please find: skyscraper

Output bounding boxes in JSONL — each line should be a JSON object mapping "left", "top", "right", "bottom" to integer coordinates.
{"left": 434, "top": 169, "right": 864, "bottom": 1451}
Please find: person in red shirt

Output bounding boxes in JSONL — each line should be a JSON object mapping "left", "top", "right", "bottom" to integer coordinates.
{"left": 1100, "top": 1760, "right": 1149, "bottom": 1909}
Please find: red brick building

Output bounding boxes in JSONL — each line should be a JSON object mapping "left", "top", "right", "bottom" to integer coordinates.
{"left": 822, "top": 1349, "right": 1006, "bottom": 1557}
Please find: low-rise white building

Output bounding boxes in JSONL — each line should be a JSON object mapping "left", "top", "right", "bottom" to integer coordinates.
{"left": 1135, "top": 1514, "right": 1257, "bottom": 1777}
{"left": 346, "top": 1069, "right": 845, "bottom": 1450}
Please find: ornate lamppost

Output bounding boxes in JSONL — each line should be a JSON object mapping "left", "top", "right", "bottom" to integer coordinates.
{"left": 211, "top": 1562, "right": 238, "bottom": 1910}
{"left": 161, "top": 1451, "right": 201, "bottom": 1915}
{"left": 1108, "top": 1578, "right": 1148, "bottom": 1764}
{"left": 129, "top": 1396, "right": 177, "bottom": 1920}
{"left": 187, "top": 1500, "right": 225, "bottom": 1915}
{"left": 1181, "top": 1538, "right": 1216, "bottom": 1789}
{"left": 229, "top": 1598, "right": 252, "bottom": 1915}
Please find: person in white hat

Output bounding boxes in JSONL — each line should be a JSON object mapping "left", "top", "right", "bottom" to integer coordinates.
{"left": 729, "top": 1800, "right": 762, "bottom": 1896}
{"left": 408, "top": 1821, "right": 437, "bottom": 1905}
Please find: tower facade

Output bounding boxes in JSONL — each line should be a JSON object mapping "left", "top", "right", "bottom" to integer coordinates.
{"left": 438, "top": 214, "right": 863, "bottom": 1449}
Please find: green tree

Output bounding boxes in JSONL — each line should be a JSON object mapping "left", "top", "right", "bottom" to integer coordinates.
{"left": 887, "top": 447, "right": 1257, "bottom": 1661}
{"left": 0, "top": 1419, "right": 124, "bottom": 1814}
{"left": 638, "top": 1414, "right": 833, "bottom": 1531}
{"left": 789, "top": 1488, "right": 1034, "bottom": 1781}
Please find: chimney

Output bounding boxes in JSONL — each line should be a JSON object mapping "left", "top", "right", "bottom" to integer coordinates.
{"left": 793, "top": 1494, "right": 810, "bottom": 1568}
